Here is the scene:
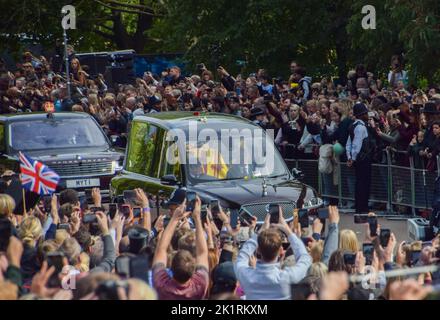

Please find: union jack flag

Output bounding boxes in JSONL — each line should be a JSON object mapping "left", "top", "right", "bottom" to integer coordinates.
{"left": 19, "top": 152, "right": 60, "bottom": 195}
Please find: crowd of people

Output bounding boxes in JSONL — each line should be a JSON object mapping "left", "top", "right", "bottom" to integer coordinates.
{"left": 0, "top": 187, "right": 438, "bottom": 300}
{"left": 1, "top": 48, "right": 440, "bottom": 300}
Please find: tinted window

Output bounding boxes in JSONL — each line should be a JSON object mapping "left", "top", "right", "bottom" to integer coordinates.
{"left": 9, "top": 118, "right": 108, "bottom": 151}
{"left": 126, "top": 121, "right": 165, "bottom": 178}
{"left": 161, "top": 141, "right": 181, "bottom": 181}
{"left": 0, "top": 124, "right": 5, "bottom": 152}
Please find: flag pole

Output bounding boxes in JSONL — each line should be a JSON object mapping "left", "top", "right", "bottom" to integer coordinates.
{"left": 22, "top": 184, "right": 26, "bottom": 216}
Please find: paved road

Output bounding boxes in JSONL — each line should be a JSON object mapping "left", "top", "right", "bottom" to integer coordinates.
{"left": 338, "top": 212, "right": 410, "bottom": 243}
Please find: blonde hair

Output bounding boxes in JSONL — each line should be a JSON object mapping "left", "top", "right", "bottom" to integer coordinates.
{"left": 19, "top": 216, "right": 43, "bottom": 247}
{"left": 309, "top": 240, "right": 324, "bottom": 263}
{"left": 127, "top": 279, "right": 157, "bottom": 300}
{"left": 78, "top": 252, "right": 90, "bottom": 273}
{"left": 308, "top": 262, "right": 328, "bottom": 279}
{"left": 339, "top": 229, "right": 359, "bottom": 252}
{"left": 0, "top": 193, "right": 15, "bottom": 218}
{"left": 55, "top": 229, "right": 71, "bottom": 246}
{"left": 338, "top": 98, "right": 353, "bottom": 119}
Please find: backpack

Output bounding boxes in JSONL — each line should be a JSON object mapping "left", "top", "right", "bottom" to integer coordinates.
{"left": 318, "top": 144, "right": 334, "bottom": 174}
{"left": 348, "top": 122, "right": 376, "bottom": 162}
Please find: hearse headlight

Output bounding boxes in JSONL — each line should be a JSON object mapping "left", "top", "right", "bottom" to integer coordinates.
{"left": 303, "top": 197, "right": 323, "bottom": 209}
{"left": 112, "top": 160, "right": 123, "bottom": 173}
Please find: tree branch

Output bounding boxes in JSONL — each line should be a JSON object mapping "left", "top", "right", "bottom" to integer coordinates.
{"left": 93, "top": 29, "right": 115, "bottom": 40}
{"left": 102, "top": 0, "right": 155, "bottom": 13}
{"left": 93, "top": 0, "right": 163, "bottom": 17}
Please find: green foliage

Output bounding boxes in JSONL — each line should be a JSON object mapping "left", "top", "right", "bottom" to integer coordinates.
{"left": 2, "top": 0, "right": 440, "bottom": 84}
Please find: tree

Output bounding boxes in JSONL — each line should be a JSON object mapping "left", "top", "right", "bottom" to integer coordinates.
{"left": 0, "top": 0, "right": 164, "bottom": 56}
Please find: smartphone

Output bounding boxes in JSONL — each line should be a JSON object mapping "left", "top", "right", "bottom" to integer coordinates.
{"left": 186, "top": 191, "right": 197, "bottom": 212}
{"left": 132, "top": 207, "right": 141, "bottom": 218}
{"left": 282, "top": 242, "right": 291, "bottom": 251}
{"left": 343, "top": 253, "right": 356, "bottom": 265}
{"left": 163, "top": 217, "right": 171, "bottom": 228}
{"left": 123, "top": 190, "right": 138, "bottom": 206}
{"left": 84, "top": 189, "right": 93, "bottom": 203}
{"left": 83, "top": 214, "right": 97, "bottom": 224}
{"left": 201, "top": 208, "right": 208, "bottom": 225}
{"left": 108, "top": 204, "right": 117, "bottom": 219}
{"left": 210, "top": 199, "right": 220, "bottom": 216}
{"left": 230, "top": 210, "right": 239, "bottom": 229}
{"left": 239, "top": 211, "right": 254, "bottom": 226}
{"left": 363, "top": 243, "right": 374, "bottom": 265}
{"left": 354, "top": 214, "right": 369, "bottom": 224}
{"left": 129, "top": 255, "right": 149, "bottom": 283}
{"left": 42, "top": 195, "right": 52, "bottom": 213}
{"left": 368, "top": 216, "right": 378, "bottom": 237}
{"left": 115, "top": 256, "right": 130, "bottom": 278}
{"left": 90, "top": 207, "right": 105, "bottom": 213}
{"left": 380, "top": 229, "right": 391, "bottom": 248}
{"left": 79, "top": 195, "right": 88, "bottom": 211}
{"left": 298, "top": 209, "right": 309, "bottom": 227}
{"left": 411, "top": 250, "right": 421, "bottom": 265}
{"left": 268, "top": 204, "right": 280, "bottom": 224}
{"left": 317, "top": 208, "right": 329, "bottom": 220}
{"left": 120, "top": 204, "right": 131, "bottom": 219}
{"left": 57, "top": 223, "right": 70, "bottom": 231}
{"left": 46, "top": 252, "right": 65, "bottom": 288}
{"left": 0, "top": 219, "right": 12, "bottom": 252}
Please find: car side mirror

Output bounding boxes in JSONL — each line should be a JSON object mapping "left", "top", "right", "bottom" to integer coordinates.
{"left": 160, "top": 174, "right": 180, "bottom": 186}
{"left": 110, "top": 135, "right": 121, "bottom": 146}
{"left": 291, "top": 168, "right": 304, "bottom": 180}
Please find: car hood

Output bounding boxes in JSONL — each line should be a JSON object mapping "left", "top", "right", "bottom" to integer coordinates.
{"left": 190, "top": 178, "right": 316, "bottom": 209}
{"left": 20, "top": 148, "right": 122, "bottom": 163}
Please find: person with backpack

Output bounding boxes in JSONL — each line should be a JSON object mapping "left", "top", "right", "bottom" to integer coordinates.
{"left": 292, "top": 66, "right": 312, "bottom": 102}
{"left": 346, "top": 102, "right": 374, "bottom": 214}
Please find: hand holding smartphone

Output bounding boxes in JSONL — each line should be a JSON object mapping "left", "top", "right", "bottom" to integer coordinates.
{"left": 186, "top": 191, "right": 197, "bottom": 212}
{"left": 268, "top": 204, "right": 280, "bottom": 224}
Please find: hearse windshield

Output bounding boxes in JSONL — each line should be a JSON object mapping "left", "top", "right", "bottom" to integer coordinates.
{"left": 168, "top": 122, "right": 289, "bottom": 184}
{"left": 9, "top": 118, "right": 108, "bottom": 151}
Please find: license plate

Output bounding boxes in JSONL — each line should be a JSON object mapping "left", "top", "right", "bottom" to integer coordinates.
{"left": 66, "top": 178, "right": 100, "bottom": 188}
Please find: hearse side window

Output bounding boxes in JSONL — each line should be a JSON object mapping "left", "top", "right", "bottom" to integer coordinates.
{"left": 0, "top": 124, "right": 4, "bottom": 153}
{"left": 160, "top": 140, "right": 181, "bottom": 182}
{"left": 126, "top": 121, "right": 165, "bottom": 178}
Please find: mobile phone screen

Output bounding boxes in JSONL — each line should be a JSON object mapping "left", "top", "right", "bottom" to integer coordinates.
{"left": 83, "top": 214, "right": 97, "bottom": 224}
{"left": 201, "top": 209, "right": 208, "bottom": 224}
{"left": 210, "top": 200, "right": 220, "bottom": 216}
{"left": 46, "top": 252, "right": 64, "bottom": 288}
{"left": 354, "top": 214, "right": 369, "bottom": 224}
{"left": 343, "top": 253, "right": 356, "bottom": 265}
{"left": 120, "top": 205, "right": 131, "bottom": 218}
{"left": 132, "top": 207, "right": 142, "bottom": 218}
{"left": 230, "top": 210, "right": 239, "bottom": 229}
{"left": 268, "top": 204, "right": 280, "bottom": 224}
{"left": 85, "top": 189, "right": 93, "bottom": 203}
{"left": 298, "top": 209, "right": 309, "bottom": 227}
{"left": 380, "top": 229, "right": 391, "bottom": 248}
{"left": 318, "top": 208, "right": 329, "bottom": 220}
{"left": 363, "top": 243, "right": 374, "bottom": 265}
{"left": 130, "top": 256, "right": 149, "bottom": 282}
{"left": 123, "top": 190, "right": 138, "bottom": 206}
{"left": 108, "top": 204, "right": 117, "bottom": 219}
{"left": 186, "top": 192, "right": 197, "bottom": 212}
{"left": 368, "top": 216, "right": 378, "bottom": 237}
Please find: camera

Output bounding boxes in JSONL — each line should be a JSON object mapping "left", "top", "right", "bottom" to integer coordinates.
{"left": 95, "top": 280, "right": 129, "bottom": 300}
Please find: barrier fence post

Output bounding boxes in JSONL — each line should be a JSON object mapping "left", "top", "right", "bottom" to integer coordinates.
{"left": 385, "top": 149, "right": 393, "bottom": 214}
{"left": 409, "top": 156, "right": 416, "bottom": 217}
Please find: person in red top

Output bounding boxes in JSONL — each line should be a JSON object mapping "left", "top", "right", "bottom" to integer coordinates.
{"left": 152, "top": 197, "right": 209, "bottom": 300}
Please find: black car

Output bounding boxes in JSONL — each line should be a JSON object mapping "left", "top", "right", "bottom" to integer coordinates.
{"left": 0, "top": 112, "right": 124, "bottom": 198}
{"left": 111, "top": 112, "right": 323, "bottom": 222}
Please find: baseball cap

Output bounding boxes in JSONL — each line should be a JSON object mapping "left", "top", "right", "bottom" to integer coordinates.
{"left": 165, "top": 188, "right": 186, "bottom": 207}
{"left": 211, "top": 262, "right": 237, "bottom": 295}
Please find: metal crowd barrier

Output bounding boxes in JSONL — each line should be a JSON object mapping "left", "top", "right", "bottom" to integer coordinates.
{"left": 283, "top": 144, "right": 438, "bottom": 216}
